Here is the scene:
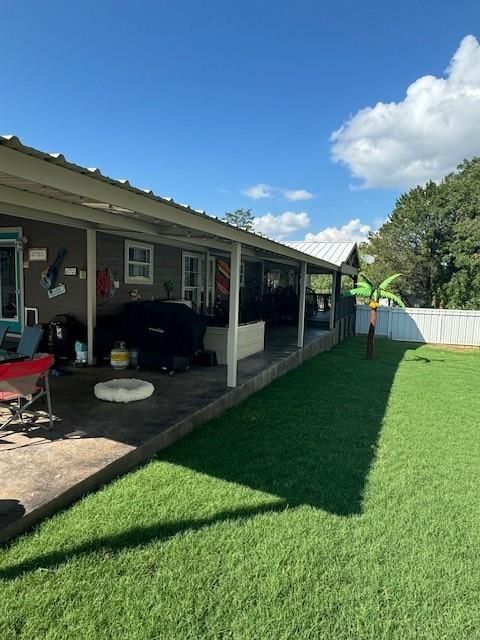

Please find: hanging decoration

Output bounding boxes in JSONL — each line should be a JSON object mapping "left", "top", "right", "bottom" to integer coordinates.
{"left": 216, "top": 259, "right": 230, "bottom": 297}
{"left": 40, "top": 248, "right": 66, "bottom": 290}
{"left": 96, "top": 267, "right": 116, "bottom": 304}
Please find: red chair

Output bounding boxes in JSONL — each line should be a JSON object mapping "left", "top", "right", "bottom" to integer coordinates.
{"left": 0, "top": 354, "right": 54, "bottom": 431}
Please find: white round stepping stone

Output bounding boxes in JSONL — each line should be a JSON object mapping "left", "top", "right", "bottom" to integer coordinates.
{"left": 94, "top": 378, "right": 155, "bottom": 403}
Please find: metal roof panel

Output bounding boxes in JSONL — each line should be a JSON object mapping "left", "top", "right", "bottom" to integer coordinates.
{"left": 285, "top": 241, "right": 357, "bottom": 266}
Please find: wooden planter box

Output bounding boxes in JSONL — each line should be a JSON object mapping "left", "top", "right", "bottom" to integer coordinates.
{"left": 204, "top": 321, "right": 265, "bottom": 365}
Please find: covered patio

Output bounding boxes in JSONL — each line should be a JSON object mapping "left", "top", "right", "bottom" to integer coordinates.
{"left": 0, "top": 135, "right": 358, "bottom": 389}
{"left": 0, "top": 324, "right": 337, "bottom": 542}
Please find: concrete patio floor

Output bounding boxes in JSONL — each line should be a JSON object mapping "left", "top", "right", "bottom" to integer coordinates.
{"left": 0, "top": 325, "right": 337, "bottom": 542}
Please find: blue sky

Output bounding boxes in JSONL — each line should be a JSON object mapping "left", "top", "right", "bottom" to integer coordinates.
{"left": 2, "top": 1, "right": 480, "bottom": 242}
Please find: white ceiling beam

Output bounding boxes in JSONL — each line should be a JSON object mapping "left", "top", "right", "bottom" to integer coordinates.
{"left": 100, "top": 229, "right": 231, "bottom": 256}
{"left": 0, "top": 184, "right": 164, "bottom": 237}
{"left": 0, "top": 202, "right": 93, "bottom": 229}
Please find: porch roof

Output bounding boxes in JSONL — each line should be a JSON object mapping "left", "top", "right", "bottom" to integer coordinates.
{"left": 285, "top": 241, "right": 360, "bottom": 275}
{"left": 0, "top": 135, "right": 357, "bottom": 275}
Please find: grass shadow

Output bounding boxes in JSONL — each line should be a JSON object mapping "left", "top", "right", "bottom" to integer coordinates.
{"left": 0, "top": 337, "right": 417, "bottom": 581}
{"left": 162, "top": 337, "right": 417, "bottom": 516}
{"left": 0, "top": 502, "right": 283, "bottom": 580}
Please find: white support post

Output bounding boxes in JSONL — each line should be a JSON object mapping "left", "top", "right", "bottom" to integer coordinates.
{"left": 204, "top": 250, "right": 210, "bottom": 313}
{"left": 297, "top": 261, "right": 307, "bottom": 347}
{"left": 227, "top": 242, "right": 241, "bottom": 387}
{"left": 86, "top": 228, "right": 97, "bottom": 365}
{"left": 329, "top": 271, "right": 337, "bottom": 330}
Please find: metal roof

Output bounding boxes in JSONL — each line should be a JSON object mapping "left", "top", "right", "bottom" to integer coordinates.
{"left": 284, "top": 241, "right": 358, "bottom": 267}
{"left": 0, "top": 134, "right": 358, "bottom": 274}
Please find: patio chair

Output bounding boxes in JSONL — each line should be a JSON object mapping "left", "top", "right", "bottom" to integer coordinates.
{"left": 0, "top": 354, "right": 54, "bottom": 431}
{"left": 16, "top": 325, "right": 44, "bottom": 359}
{"left": 0, "top": 325, "right": 7, "bottom": 349}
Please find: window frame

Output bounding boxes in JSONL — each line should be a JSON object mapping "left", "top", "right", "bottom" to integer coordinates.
{"left": 124, "top": 240, "right": 154, "bottom": 285}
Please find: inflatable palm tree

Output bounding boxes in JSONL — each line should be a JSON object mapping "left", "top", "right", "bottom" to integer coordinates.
{"left": 345, "top": 274, "right": 405, "bottom": 359}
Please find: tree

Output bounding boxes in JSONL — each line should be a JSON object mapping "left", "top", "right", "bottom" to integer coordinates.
{"left": 360, "top": 158, "right": 480, "bottom": 310}
{"left": 361, "top": 181, "right": 449, "bottom": 308}
{"left": 345, "top": 274, "right": 405, "bottom": 360}
{"left": 440, "top": 158, "right": 480, "bottom": 308}
{"left": 224, "top": 208, "right": 255, "bottom": 232}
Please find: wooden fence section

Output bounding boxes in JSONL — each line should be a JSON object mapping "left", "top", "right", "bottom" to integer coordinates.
{"left": 355, "top": 305, "right": 480, "bottom": 346}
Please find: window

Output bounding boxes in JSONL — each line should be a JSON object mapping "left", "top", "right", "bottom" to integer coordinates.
{"left": 267, "top": 269, "right": 282, "bottom": 288}
{"left": 124, "top": 241, "right": 154, "bottom": 284}
{"left": 182, "top": 252, "right": 215, "bottom": 311}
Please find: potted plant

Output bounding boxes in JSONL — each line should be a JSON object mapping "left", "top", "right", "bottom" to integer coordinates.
{"left": 163, "top": 280, "right": 175, "bottom": 300}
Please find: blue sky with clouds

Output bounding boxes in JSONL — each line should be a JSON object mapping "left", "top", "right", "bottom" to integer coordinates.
{"left": 2, "top": 1, "right": 480, "bottom": 242}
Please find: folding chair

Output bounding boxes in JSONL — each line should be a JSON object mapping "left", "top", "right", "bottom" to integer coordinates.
{"left": 0, "top": 354, "right": 54, "bottom": 431}
{"left": 16, "top": 326, "right": 43, "bottom": 359}
{"left": 0, "top": 325, "right": 7, "bottom": 349}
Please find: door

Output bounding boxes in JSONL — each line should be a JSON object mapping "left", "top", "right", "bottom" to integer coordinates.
{"left": 0, "top": 229, "right": 23, "bottom": 334}
{"left": 182, "top": 252, "right": 215, "bottom": 312}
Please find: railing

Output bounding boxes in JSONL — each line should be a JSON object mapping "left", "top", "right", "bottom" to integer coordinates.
{"left": 314, "top": 292, "right": 331, "bottom": 312}
{"left": 335, "top": 295, "right": 356, "bottom": 323}
{"left": 355, "top": 305, "right": 480, "bottom": 346}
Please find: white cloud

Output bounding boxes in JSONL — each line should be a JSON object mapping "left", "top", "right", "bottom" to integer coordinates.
{"left": 253, "top": 211, "right": 311, "bottom": 240}
{"left": 243, "top": 183, "right": 314, "bottom": 201}
{"left": 282, "top": 188, "right": 314, "bottom": 201}
{"left": 305, "top": 218, "right": 371, "bottom": 243}
{"left": 331, "top": 35, "right": 480, "bottom": 189}
{"left": 242, "top": 183, "right": 274, "bottom": 199}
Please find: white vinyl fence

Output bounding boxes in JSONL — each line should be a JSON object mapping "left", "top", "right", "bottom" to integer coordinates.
{"left": 355, "top": 305, "right": 480, "bottom": 346}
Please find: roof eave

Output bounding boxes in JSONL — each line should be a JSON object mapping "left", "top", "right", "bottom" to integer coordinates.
{"left": 0, "top": 138, "right": 339, "bottom": 271}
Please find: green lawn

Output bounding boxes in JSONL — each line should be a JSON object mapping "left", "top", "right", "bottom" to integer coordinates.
{"left": 1, "top": 337, "right": 480, "bottom": 639}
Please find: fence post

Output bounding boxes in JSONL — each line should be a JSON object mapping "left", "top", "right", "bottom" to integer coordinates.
{"left": 387, "top": 306, "right": 393, "bottom": 339}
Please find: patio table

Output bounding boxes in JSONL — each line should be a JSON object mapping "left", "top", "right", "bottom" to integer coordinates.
{"left": 0, "top": 350, "right": 26, "bottom": 364}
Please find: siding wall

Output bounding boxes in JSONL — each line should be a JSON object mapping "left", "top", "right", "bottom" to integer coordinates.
{"left": 0, "top": 213, "right": 304, "bottom": 331}
{"left": 0, "top": 213, "right": 87, "bottom": 326}
{"left": 96, "top": 232, "right": 182, "bottom": 316}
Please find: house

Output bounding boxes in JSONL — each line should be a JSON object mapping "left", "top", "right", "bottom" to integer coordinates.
{"left": 0, "top": 135, "right": 359, "bottom": 387}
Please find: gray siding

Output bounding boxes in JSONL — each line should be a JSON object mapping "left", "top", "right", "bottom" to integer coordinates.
{"left": 96, "top": 233, "right": 182, "bottom": 316}
{"left": 0, "top": 213, "right": 87, "bottom": 326}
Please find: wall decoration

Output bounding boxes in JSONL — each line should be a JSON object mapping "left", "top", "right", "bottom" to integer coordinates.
{"left": 28, "top": 248, "right": 48, "bottom": 261}
{"left": 47, "top": 283, "right": 67, "bottom": 299}
{"left": 64, "top": 267, "right": 77, "bottom": 276}
{"left": 79, "top": 269, "right": 87, "bottom": 280}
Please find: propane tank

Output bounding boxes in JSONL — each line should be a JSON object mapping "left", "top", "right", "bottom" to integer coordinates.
{"left": 110, "top": 341, "right": 130, "bottom": 370}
